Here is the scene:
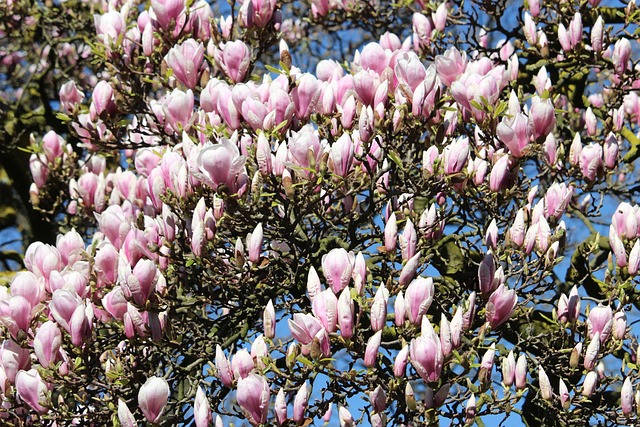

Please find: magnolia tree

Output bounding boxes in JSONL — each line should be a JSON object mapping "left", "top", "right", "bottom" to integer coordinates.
{"left": 1, "top": 0, "right": 640, "bottom": 425}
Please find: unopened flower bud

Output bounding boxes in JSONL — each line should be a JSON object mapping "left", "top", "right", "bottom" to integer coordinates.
{"left": 582, "top": 371, "right": 597, "bottom": 397}
{"left": 539, "top": 366, "right": 552, "bottom": 400}
{"left": 516, "top": 354, "right": 527, "bottom": 390}
{"left": 622, "top": 377, "right": 634, "bottom": 416}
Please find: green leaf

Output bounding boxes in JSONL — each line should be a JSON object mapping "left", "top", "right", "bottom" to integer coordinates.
{"left": 265, "top": 64, "right": 284, "bottom": 75}
{"left": 297, "top": 356, "right": 314, "bottom": 367}
{"left": 387, "top": 151, "right": 403, "bottom": 168}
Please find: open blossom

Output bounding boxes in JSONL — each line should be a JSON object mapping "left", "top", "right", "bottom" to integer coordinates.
{"left": 165, "top": 39, "right": 204, "bottom": 89}
{"left": 216, "top": 40, "right": 251, "bottom": 83}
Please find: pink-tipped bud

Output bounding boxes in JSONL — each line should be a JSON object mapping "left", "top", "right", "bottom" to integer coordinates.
{"left": 118, "top": 399, "right": 137, "bottom": 427}
{"left": 465, "top": 394, "right": 476, "bottom": 423}
{"left": 247, "top": 223, "right": 263, "bottom": 264}
{"left": 338, "top": 287, "right": 355, "bottom": 339}
{"left": 405, "top": 277, "right": 434, "bottom": 325}
{"left": 613, "top": 38, "right": 632, "bottom": 75}
{"left": 384, "top": 213, "right": 398, "bottom": 253}
{"left": 591, "top": 16, "right": 604, "bottom": 53}
{"left": 322, "top": 248, "right": 354, "bottom": 294}
{"left": 365, "top": 330, "right": 382, "bottom": 367}
{"left": 215, "top": 345, "right": 234, "bottom": 387}
{"left": 478, "top": 251, "right": 497, "bottom": 295}
{"left": 502, "top": 350, "right": 516, "bottom": 387}
{"left": 485, "top": 219, "right": 498, "bottom": 250}
{"left": 370, "top": 285, "right": 388, "bottom": 332}
{"left": 339, "top": 406, "right": 354, "bottom": 427}
{"left": 622, "top": 377, "right": 634, "bottom": 416}
{"left": 394, "top": 345, "right": 409, "bottom": 378}
{"left": 582, "top": 371, "right": 598, "bottom": 397}
{"left": 539, "top": 366, "right": 552, "bottom": 400}
{"left": 584, "top": 333, "right": 600, "bottom": 371}
{"left": 559, "top": 378, "right": 570, "bottom": 409}
{"left": 399, "top": 219, "right": 417, "bottom": 261}
{"left": 263, "top": 300, "right": 276, "bottom": 339}
{"left": 275, "top": 388, "right": 287, "bottom": 425}
{"left": 194, "top": 386, "right": 212, "bottom": 427}
{"left": 293, "top": 381, "right": 309, "bottom": 423}
{"left": 313, "top": 289, "right": 338, "bottom": 333}
{"left": 613, "top": 311, "right": 627, "bottom": 341}
{"left": 515, "top": 354, "right": 527, "bottom": 390}
{"left": 370, "top": 384, "right": 386, "bottom": 413}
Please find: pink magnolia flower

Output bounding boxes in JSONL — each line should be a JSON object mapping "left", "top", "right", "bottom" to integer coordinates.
{"left": 215, "top": 345, "right": 234, "bottom": 387}
{"left": 33, "top": 321, "right": 62, "bottom": 369}
{"left": 118, "top": 399, "right": 137, "bottom": 427}
{"left": 591, "top": 16, "right": 604, "bottom": 53}
{"left": 94, "top": 11, "right": 126, "bottom": 47}
{"left": 329, "top": 133, "right": 355, "bottom": 177}
{"left": 370, "top": 285, "right": 388, "bottom": 332}
{"left": 16, "top": 369, "right": 50, "bottom": 413}
{"left": 288, "top": 313, "right": 330, "bottom": 356}
{"left": 338, "top": 287, "right": 355, "bottom": 338}
{"left": 579, "top": 143, "right": 603, "bottom": 182}
{"left": 587, "top": 304, "right": 613, "bottom": 343}
{"left": 216, "top": 40, "right": 251, "bottom": 83}
{"left": 394, "top": 345, "right": 409, "bottom": 378}
{"left": 275, "top": 388, "right": 287, "bottom": 425}
{"left": 435, "top": 47, "right": 467, "bottom": 87}
{"left": 237, "top": 374, "right": 270, "bottom": 426}
{"left": 497, "top": 113, "right": 531, "bottom": 157}
{"left": 165, "top": 39, "right": 204, "bottom": 89}
{"left": 364, "top": 330, "right": 382, "bottom": 367}
{"left": 232, "top": 349, "right": 255, "bottom": 380}
{"left": 139, "top": 376, "right": 170, "bottom": 423}
{"left": 622, "top": 377, "right": 634, "bottom": 415}
{"left": 529, "top": 97, "right": 555, "bottom": 139}
{"left": 1, "top": 339, "right": 31, "bottom": 383}
{"left": 405, "top": 277, "right": 434, "bottom": 325}
{"left": 359, "top": 42, "right": 389, "bottom": 76}
{"left": 442, "top": 136, "right": 469, "bottom": 175}
{"left": 161, "top": 88, "right": 194, "bottom": 133}
{"left": 321, "top": 248, "right": 354, "bottom": 293}
{"left": 293, "top": 381, "right": 309, "bottom": 423}
{"left": 197, "top": 137, "right": 247, "bottom": 192}
{"left": 486, "top": 284, "right": 517, "bottom": 329}
{"left": 292, "top": 73, "right": 321, "bottom": 120}
{"left": 151, "top": 0, "right": 186, "bottom": 31}
{"left": 612, "top": 38, "right": 631, "bottom": 75}
{"left": 10, "top": 271, "right": 44, "bottom": 309}
{"left": 239, "top": 0, "right": 277, "bottom": 28}
{"left": 410, "top": 318, "right": 443, "bottom": 382}
{"left": 287, "top": 127, "right": 323, "bottom": 176}
{"left": 92, "top": 80, "right": 116, "bottom": 118}
{"left": 59, "top": 81, "right": 84, "bottom": 113}
{"left": 502, "top": 350, "right": 516, "bottom": 387}
{"left": 312, "top": 289, "right": 338, "bottom": 333}
{"left": 478, "top": 251, "right": 496, "bottom": 295}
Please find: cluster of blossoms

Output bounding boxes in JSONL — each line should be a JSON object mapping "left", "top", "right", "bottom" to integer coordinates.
{"left": 2, "top": 0, "right": 640, "bottom": 424}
